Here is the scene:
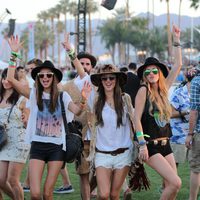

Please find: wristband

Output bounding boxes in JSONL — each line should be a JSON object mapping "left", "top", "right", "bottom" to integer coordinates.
{"left": 67, "top": 49, "right": 76, "bottom": 61}
{"left": 11, "top": 51, "right": 22, "bottom": 59}
{"left": 188, "top": 133, "right": 194, "bottom": 136}
{"left": 9, "top": 61, "right": 16, "bottom": 66}
{"left": 136, "top": 131, "right": 143, "bottom": 138}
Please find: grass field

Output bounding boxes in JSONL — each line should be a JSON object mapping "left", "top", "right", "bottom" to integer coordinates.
{"left": 3, "top": 162, "right": 195, "bottom": 199}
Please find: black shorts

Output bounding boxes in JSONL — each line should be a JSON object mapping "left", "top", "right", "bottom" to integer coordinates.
{"left": 147, "top": 140, "right": 173, "bottom": 157}
{"left": 30, "top": 141, "right": 65, "bottom": 163}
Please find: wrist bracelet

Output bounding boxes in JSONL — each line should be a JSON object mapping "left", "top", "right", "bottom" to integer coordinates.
{"left": 139, "top": 140, "right": 146, "bottom": 146}
{"left": 173, "top": 42, "right": 181, "bottom": 48}
{"left": 67, "top": 49, "right": 77, "bottom": 61}
{"left": 11, "top": 51, "right": 22, "bottom": 59}
{"left": 9, "top": 61, "right": 16, "bottom": 66}
{"left": 188, "top": 133, "right": 194, "bottom": 136}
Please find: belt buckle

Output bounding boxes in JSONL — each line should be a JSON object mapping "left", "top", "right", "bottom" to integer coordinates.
{"left": 153, "top": 140, "right": 158, "bottom": 145}
{"left": 161, "top": 139, "right": 167, "bottom": 146}
{"left": 111, "top": 152, "right": 117, "bottom": 156}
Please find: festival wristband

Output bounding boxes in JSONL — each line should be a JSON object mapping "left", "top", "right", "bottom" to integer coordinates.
{"left": 11, "top": 51, "right": 22, "bottom": 59}
{"left": 139, "top": 140, "right": 147, "bottom": 146}
{"left": 9, "top": 61, "right": 16, "bottom": 67}
{"left": 136, "top": 131, "right": 150, "bottom": 138}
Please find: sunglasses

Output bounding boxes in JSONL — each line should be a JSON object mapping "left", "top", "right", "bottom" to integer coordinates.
{"left": 144, "top": 68, "right": 159, "bottom": 76}
{"left": 37, "top": 72, "right": 54, "bottom": 79}
{"left": 81, "top": 62, "right": 91, "bottom": 66}
{"left": 101, "top": 76, "right": 116, "bottom": 81}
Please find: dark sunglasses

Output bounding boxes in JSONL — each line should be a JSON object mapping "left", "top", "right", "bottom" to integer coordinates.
{"left": 144, "top": 68, "right": 159, "bottom": 76}
{"left": 81, "top": 62, "right": 91, "bottom": 66}
{"left": 101, "top": 76, "right": 116, "bottom": 81}
{"left": 37, "top": 72, "right": 54, "bottom": 79}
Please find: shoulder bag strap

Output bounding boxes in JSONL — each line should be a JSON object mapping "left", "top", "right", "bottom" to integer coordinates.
{"left": 7, "top": 103, "right": 15, "bottom": 123}
{"left": 60, "top": 92, "right": 69, "bottom": 135}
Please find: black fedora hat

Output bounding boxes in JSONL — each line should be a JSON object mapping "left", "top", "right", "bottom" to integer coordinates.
{"left": 91, "top": 64, "right": 127, "bottom": 87}
{"left": 137, "top": 57, "right": 169, "bottom": 79}
{"left": 72, "top": 52, "right": 97, "bottom": 68}
{"left": 31, "top": 60, "right": 63, "bottom": 82}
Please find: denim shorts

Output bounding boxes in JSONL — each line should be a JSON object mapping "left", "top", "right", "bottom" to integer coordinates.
{"left": 30, "top": 141, "right": 64, "bottom": 163}
{"left": 94, "top": 148, "right": 133, "bottom": 169}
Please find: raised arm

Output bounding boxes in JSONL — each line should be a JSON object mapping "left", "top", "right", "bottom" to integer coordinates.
{"left": 7, "top": 35, "right": 30, "bottom": 98}
{"left": 62, "top": 33, "right": 86, "bottom": 79}
{"left": 166, "top": 25, "right": 182, "bottom": 88}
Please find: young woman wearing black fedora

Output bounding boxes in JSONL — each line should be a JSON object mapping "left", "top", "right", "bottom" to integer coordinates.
{"left": 134, "top": 24, "right": 182, "bottom": 200}
{"left": 6, "top": 35, "right": 91, "bottom": 200}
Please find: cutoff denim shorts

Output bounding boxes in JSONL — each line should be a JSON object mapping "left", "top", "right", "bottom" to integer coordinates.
{"left": 95, "top": 147, "right": 133, "bottom": 169}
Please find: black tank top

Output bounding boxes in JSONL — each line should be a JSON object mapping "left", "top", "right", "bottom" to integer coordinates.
{"left": 141, "top": 96, "right": 172, "bottom": 141}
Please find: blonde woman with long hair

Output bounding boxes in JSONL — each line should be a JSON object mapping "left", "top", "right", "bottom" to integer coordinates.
{"left": 134, "top": 25, "right": 182, "bottom": 200}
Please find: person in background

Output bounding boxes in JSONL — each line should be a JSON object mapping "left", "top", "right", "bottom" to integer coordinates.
{"left": 128, "top": 62, "right": 137, "bottom": 74}
{"left": 170, "top": 68, "right": 195, "bottom": 167}
{"left": 7, "top": 35, "right": 91, "bottom": 200}
{"left": 0, "top": 68, "right": 30, "bottom": 200}
{"left": 62, "top": 33, "right": 97, "bottom": 200}
{"left": 134, "top": 25, "right": 182, "bottom": 200}
{"left": 185, "top": 63, "right": 200, "bottom": 200}
{"left": 53, "top": 166, "right": 74, "bottom": 194}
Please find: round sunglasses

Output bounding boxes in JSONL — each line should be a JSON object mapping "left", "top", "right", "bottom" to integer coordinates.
{"left": 144, "top": 68, "right": 159, "bottom": 76}
{"left": 37, "top": 72, "right": 54, "bottom": 79}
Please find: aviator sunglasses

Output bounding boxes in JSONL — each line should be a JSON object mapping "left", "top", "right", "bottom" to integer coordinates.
{"left": 101, "top": 75, "right": 116, "bottom": 81}
{"left": 144, "top": 68, "right": 159, "bottom": 76}
{"left": 37, "top": 72, "right": 54, "bottom": 79}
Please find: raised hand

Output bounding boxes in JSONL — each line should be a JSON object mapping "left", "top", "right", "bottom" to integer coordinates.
{"left": 172, "top": 24, "right": 181, "bottom": 42}
{"left": 61, "top": 33, "right": 73, "bottom": 51}
{"left": 81, "top": 81, "right": 92, "bottom": 101}
{"left": 7, "top": 35, "right": 23, "bottom": 52}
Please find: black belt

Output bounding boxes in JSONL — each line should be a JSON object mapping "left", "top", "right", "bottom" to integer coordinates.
{"left": 95, "top": 147, "right": 129, "bottom": 156}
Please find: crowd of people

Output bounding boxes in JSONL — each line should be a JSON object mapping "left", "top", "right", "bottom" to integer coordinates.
{"left": 0, "top": 24, "right": 199, "bottom": 200}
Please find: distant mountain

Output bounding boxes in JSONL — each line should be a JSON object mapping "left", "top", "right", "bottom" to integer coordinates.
{"left": 0, "top": 13, "right": 200, "bottom": 62}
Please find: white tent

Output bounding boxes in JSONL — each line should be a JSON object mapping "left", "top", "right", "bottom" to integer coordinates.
{"left": 0, "top": 60, "right": 8, "bottom": 70}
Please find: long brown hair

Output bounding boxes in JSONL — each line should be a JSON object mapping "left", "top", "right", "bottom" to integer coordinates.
{"left": 95, "top": 76, "right": 124, "bottom": 127}
{"left": 143, "top": 69, "right": 172, "bottom": 121}
{"left": 35, "top": 73, "right": 59, "bottom": 113}
{"left": 0, "top": 68, "right": 19, "bottom": 105}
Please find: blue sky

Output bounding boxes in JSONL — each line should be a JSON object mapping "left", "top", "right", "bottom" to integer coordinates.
{"left": 0, "top": 0, "right": 199, "bottom": 23}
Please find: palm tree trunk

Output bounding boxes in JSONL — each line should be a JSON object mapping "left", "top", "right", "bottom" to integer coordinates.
{"left": 167, "top": 0, "right": 172, "bottom": 62}
{"left": 178, "top": 0, "right": 182, "bottom": 28}
{"left": 88, "top": 12, "right": 92, "bottom": 54}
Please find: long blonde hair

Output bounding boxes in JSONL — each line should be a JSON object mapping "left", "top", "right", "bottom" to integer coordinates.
{"left": 143, "top": 69, "right": 171, "bottom": 121}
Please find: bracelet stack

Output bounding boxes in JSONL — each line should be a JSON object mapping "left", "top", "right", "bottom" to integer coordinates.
{"left": 173, "top": 42, "right": 181, "bottom": 48}
{"left": 9, "top": 51, "right": 21, "bottom": 68}
{"left": 67, "top": 49, "right": 77, "bottom": 61}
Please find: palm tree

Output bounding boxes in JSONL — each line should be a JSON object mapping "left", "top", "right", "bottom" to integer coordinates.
{"left": 190, "top": 0, "right": 200, "bottom": 9}
{"left": 68, "top": 1, "right": 79, "bottom": 50}
{"left": 59, "top": 0, "right": 70, "bottom": 35}
{"left": 178, "top": 0, "right": 182, "bottom": 28}
{"left": 86, "top": 0, "right": 98, "bottom": 54}
{"left": 160, "top": 0, "right": 172, "bottom": 62}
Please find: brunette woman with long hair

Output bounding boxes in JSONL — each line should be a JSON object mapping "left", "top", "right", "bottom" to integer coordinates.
{"left": 0, "top": 68, "right": 30, "bottom": 200}
{"left": 7, "top": 36, "right": 91, "bottom": 200}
